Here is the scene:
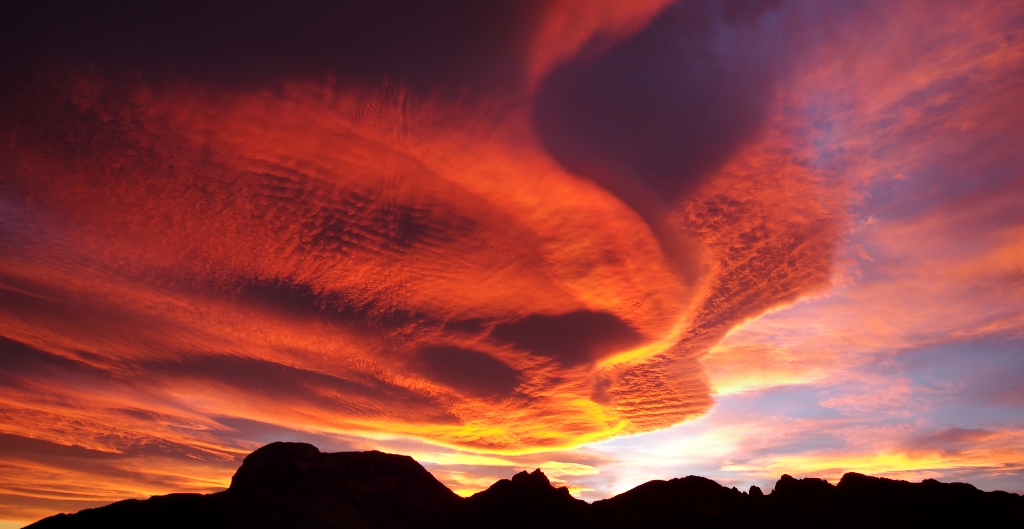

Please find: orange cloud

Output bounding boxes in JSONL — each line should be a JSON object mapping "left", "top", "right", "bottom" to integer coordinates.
{"left": 527, "top": 0, "right": 674, "bottom": 88}
{"left": 1, "top": 66, "right": 838, "bottom": 460}
{"left": 6, "top": 0, "right": 1023, "bottom": 525}
{"left": 0, "top": 4, "right": 852, "bottom": 524}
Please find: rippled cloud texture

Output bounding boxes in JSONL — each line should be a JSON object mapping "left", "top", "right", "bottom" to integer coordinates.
{"left": 1, "top": 0, "right": 1022, "bottom": 524}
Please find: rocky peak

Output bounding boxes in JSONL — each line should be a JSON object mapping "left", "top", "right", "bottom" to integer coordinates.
{"left": 464, "top": 468, "right": 587, "bottom": 528}
{"left": 510, "top": 468, "right": 554, "bottom": 489}
{"left": 222, "top": 442, "right": 460, "bottom": 528}
{"left": 228, "top": 442, "right": 457, "bottom": 502}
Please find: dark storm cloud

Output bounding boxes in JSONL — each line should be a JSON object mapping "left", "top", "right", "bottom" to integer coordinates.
{"left": 413, "top": 346, "right": 521, "bottom": 398}
{"left": 533, "top": 0, "right": 783, "bottom": 210}
{"left": 0, "top": 336, "right": 111, "bottom": 385}
{"left": 0, "top": 332, "right": 452, "bottom": 426}
{"left": 143, "top": 354, "right": 459, "bottom": 424}
{"left": 227, "top": 276, "right": 440, "bottom": 332}
{"left": 0, "top": 0, "right": 545, "bottom": 96}
{"left": 0, "top": 431, "right": 226, "bottom": 472}
{"left": 490, "top": 311, "right": 646, "bottom": 367}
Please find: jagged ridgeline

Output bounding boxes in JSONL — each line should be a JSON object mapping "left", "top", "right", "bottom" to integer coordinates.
{"left": 28, "top": 442, "right": 1024, "bottom": 528}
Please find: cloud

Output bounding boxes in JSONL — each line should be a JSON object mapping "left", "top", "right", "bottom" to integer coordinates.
{"left": 0, "top": 0, "right": 548, "bottom": 97}
{"left": 526, "top": 0, "right": 675, "bottom": 87}
{"left": 491, "top": 311, "right": 646, "bottom": 367}
{"left": 533, "top": 0, "right": 785, "bottom": 209}
{"left": 412, "top": 346, "right": 521, "bottom": 399}
{"left": 22, "top": 0, "right": 1024, "bottom": 523}
{"left": 1, "top": 33, "right": 840, "bottom": 455}
{"left": 0, "top": 71, "right": 687, "bottom": 454}
{"left": 0, "top": 12, "right": 851, "bottom": 522}
{"left": 0, "top": 430, "right": 238, "bottom": 523}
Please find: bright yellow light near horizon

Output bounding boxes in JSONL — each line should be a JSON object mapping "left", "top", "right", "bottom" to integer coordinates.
{"left": 406, "top": 452, "right": 516, "bottom": 467}
{"left": 722, "top": 451, "right": 1013, "bottom": 481}
{"left": 538, "top": 461, "right": 600, "bottom": 477}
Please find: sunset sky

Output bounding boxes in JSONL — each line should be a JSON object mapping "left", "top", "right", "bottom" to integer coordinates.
{"left": 1, "top": 0, "right": 1023, "bottom": 526}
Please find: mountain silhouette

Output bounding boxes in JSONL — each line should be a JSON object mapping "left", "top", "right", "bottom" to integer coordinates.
{"left": 26, "top": 442, "right": 1024, "bottom": 528}
{"left": 461, "top": 468, "right": 589, "bottom": 528}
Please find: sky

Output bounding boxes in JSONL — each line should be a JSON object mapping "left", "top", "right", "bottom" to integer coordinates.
{"left": 0, "top": 0, "right": 1022, "bottom": 525}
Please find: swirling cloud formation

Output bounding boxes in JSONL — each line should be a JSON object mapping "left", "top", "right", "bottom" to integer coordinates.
{"left": 1, "top": 0, "right": 838, "bottom": 456}
{"left": 8, "top": 0, "right": 1019, "bottom": 524}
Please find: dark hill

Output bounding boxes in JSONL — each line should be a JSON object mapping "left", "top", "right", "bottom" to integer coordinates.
{"left": 26, "top": 442, "right": 1024, "bottom": 529}
{"left": 27, "top": 442, "right": 460, "bottom": 529}
{"left": 462, "top": 468, "right": 589, "bottom": 528}
{"left": 588, "top": 475, "right": 752, "bottom": 528}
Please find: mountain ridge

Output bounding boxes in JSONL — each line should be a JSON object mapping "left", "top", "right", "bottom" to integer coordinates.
{"left": 26, "top": 442, "right": 1024, "bottom": 528}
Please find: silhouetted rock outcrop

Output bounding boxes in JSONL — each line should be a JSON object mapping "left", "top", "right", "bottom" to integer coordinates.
{"left": 462, "top": 468, "right": 589, "bottom": 528}
{"left": 26, "top": 442, "right": 1024, "bottom": 528}
{"left": 27, "top": 442, "right": 460, "bottom": 529}
{"left": 589, "top": 476, "right": 751, "bottom": 528}
{"left": 830, "top": 471, "right": 1024, "bottom": 527}
{"left": 769, "top": 474, "right": 838, "bottom": 524}
{"left": 225, "top": 442, "right": 460, "bottom": 528}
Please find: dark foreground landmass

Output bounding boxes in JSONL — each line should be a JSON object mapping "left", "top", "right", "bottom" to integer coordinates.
{"left": 27, "top": 442, "right": 1024, "bottom": 528}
